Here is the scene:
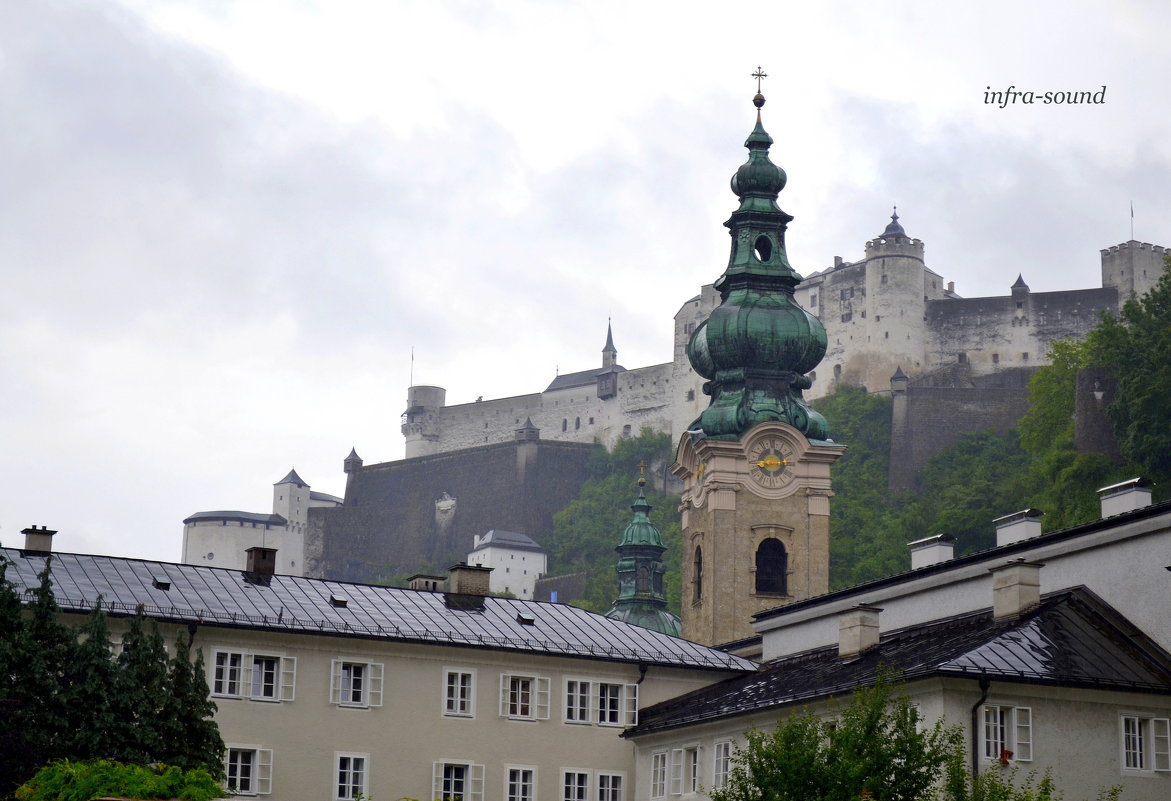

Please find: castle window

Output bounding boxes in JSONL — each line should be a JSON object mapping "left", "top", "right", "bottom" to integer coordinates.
{"left": 693, "top": 546, "right": 703, "bottom": 602}
{"left": 1022, "top": 352, "right": 1029, "bottom": 361}
{"left": 622, "top": 425, "right": 631, "bottom": 438}
{"left": 755, "top": 539, "right": 787, "bottom": 594}
{"left": 575, "top": 417, "right": 581, "bottom": 430}
{"left": 588, "top": 417, "right": 594, "bottom": 425}
{"left": 881, "top": 274, "right": 888, "bottom": 284}
{"left": 841, "top": 313, "right": 852, "bottom": 323}
{"left": 958, "top": 352, "right": 968, "bottom": 364}
{"left": 885, "top": 331, "right": 889, "bottom": 339}
{"left": 833, "top": 365, "right": 842, "bottom": 380}
{"left": 992, "top": 353, "right": 999, "bottom": 364}
{"left": 562, "top": 419, "right": 567, "bottom": 432}
{"left": 810, "top": 293, "right": 817, "bottom": 307}
{"left": 686, "top": 389, "right": 695, "bottom": 401}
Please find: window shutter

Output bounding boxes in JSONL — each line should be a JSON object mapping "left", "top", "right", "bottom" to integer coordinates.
{"left": 432, "top": 762, "right": 444, "bottom": 801}
{"left": 669, "top": 748, "right": 684, "bottom": 795}
{"left": 470, "top": 763, "right": 486, "bottom": 801}
{"left": 1014, "top": 707, "right": 1032, "bottom": 761}
{"left": 499, "top": 674, "right": 510, "bottom": 716}
{"left": 1154, "top": 718, "right": 1171, "bottom": 771}
{"left": 536, "top": 676, "right": 551, "bottom": 720}
{"left": 280, "top": 657, "right": 296, "bottom": 702}
{"left": 368, "top": 662, "right": 384, "bottom": 707}
{"left": 257, "top": 749, "right": 273, "bottom": 795}
{"left": 624, "top": 683, "right": 639, "bottom": 726}
{"left": 330, "top": 660, "right": 343, "bottom": 705}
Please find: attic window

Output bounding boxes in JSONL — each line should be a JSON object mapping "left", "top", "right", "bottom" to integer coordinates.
{"left": 330, "top": 593, "right": 349, "bottom": 608}
{"left": 152, "top": 575, "right": 171, "bottom": 591}
{"left": 516, "top": 611, "right": 536, "bottom": 625}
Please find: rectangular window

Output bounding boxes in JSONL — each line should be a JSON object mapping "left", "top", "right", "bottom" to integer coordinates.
{"left": 598, "top": 683, "right": 621, "bottom": 725}
{"left": 445, "top": 669, "right": 475, "bottom": 717}
{"left": 712, "top": 741, "right": 731, "bottom": 790}
{"left": 1122, "top": 715, "right": 1171, "bottom": 772}
{"left": 499, "top": 673, "right": 550, "bottom": 720}
{"left": 982, "top": 705, "right": 1031, "bottom": 762}
{"left": 331, "top": 660, "right": 384, "bottom": 708}
{"left": 225, "top": 747, "right": 272, "bottom": 795}
{"left": 566, "top": 679, "right": 591, "bottom": 723}
{"left": 597, "top": 773, "right": 623, "bottom": 801}
{"left": 563, "top": 770, "right": 589, "bottom": 801}
{"left": 669, "top": 748, "right": 684, "bottom": 795}
{"left": 213, "top": 651, "right": 244, "bottom": 697}
{"left": 650, "top": 752, "right": 667, "bottom": 799}
{"left": 433, "top": 761, "right": 485, "bottom": 801}
{"left": 508, "top": 767, "right": 535, "bottom": 801}
{"left": 336, "top": 754, "right": 367, "bottom": 801}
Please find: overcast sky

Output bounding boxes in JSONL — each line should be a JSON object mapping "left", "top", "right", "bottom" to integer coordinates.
{"left": 2, "top": 0, "right": 1169, "bottom": 563}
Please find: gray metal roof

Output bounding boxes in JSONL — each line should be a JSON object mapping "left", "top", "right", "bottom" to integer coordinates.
{"left": 628, "top": 587, "right": 1171, "bottom": 736}
{"left": 0, "top": 548, "right": 753, "bottom": 673}
{"left": 470, "top": 530, "right": 543, "bottom": 553}
{"left": 181, "top": 511, "right": 287, "bottom": 526}
{"left": 545, "top": 366, "right": 625, "bottom": 392}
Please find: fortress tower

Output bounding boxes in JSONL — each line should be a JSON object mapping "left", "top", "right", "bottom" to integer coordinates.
{"left": 672, "top": 81, "right": 844, "bottom": 647}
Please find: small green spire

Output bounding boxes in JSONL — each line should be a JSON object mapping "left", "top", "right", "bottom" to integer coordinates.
{"left": 604, "top": 466, "right": 681, "bottom": 637}
{"left": 684, "top": 75, "right": 830, "bottom": 442}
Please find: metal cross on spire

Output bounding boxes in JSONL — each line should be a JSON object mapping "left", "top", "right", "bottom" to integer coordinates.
{"left": 752, "top": 66, "right": 767, "bottom": 93}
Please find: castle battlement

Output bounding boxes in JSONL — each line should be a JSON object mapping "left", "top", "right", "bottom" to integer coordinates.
{"left": 863, "top": 237, "right": 925, "bottom": 258}
{"left": 1101, "top": 241, "right": 1169, "bottom": 256}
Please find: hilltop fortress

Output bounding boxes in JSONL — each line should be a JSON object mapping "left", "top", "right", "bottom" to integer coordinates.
{"left": 404, "top": 216, "right": 1168, "bottom": 469}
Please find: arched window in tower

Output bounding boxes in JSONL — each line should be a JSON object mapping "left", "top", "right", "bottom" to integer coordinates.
{"left": 755, "top": 539, "right": 788, "bottom": 594}
{"left": 637, "top": 566, "right": 649, "bottom": 594}
{"left": 753, "top": 235, "right": 772, "bottom": 262}
{"left": 693, "top": 545, "right": 703, "bottom": 602}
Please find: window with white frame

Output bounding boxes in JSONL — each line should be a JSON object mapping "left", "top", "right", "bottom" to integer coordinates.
{"left": 562, "top": 770, "right": 589, "bottom": 801}
{"left": 433, "top": 761, "right": 485, "bottom": 801}
{"left": 335, "top": 753, "right": 367, "bottom": 801}
{"left": 499, "top": 673, "right": 550, "bottom": 720}
{"left": 249, "top": 654, "right": 296, "bottom": 701}
{"left": 982, "top": 705, "right": 1032, "bottom": 762}
{"left": 444, "top": 669, "right": 475, "bottom": 717}
{"left": 650, "top": 752, "right": 667, "bottom": 799}
{"left": 225, "top": 746, "right": 272, "bottom": 795}
{"left": 597, "top": 772, "right": 623, "bottom": 801}
{"left": 1121, "top": 714, "right": 1171, "bottom": 772}
{"left": 566, "top": 679, "right": 591, "bottom": 723}
{"left": 330, "top": 660, "right": 384, "bottom": 708}
{"left": 668, "top": 746, "right": 699, "bottom": 795}
{"left": 213, "top": 651, "right": 244, "bottom": 697}
{"left": 212, "top": 650, "right": 295, "bottom": 701}
{"left": 600, "top": 683, "right": 638, "bottom": 726}
{"left": 712, "top": 741, "right": 732, "bottom": 791}
{"left": 507, "top": 767, "right": 535, "bottom": 801}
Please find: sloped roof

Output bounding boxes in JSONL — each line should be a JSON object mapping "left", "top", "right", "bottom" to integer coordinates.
{"left": 181, "top": 511, "right": 287, "bottom": 526}
{"left": 627, "top": 588, "right": 1171, "bottom": 736}
{"left": 0, "top": 548, "right": 752, "bottom": 673}
{"left": 545, "top": 366, "right": 626, "bottom": 392}
{"left": 469, "top": 530, "right": 544, "bottom": 553}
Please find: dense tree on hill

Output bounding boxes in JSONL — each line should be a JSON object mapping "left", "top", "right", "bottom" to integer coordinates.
{"left": 545, "top": 429, "right": 681, "bottom": 613}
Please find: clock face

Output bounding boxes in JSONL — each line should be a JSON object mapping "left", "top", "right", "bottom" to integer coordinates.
{"left": 747, "top": 438, "right": 794, "bottom": 488}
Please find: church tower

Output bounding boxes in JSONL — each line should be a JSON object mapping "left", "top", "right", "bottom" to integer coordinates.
{"left": 673, "top": 76, "right": 844, "bottom": 647}
{"left": 604, "top": 468, "right": 682, "bottom": 636}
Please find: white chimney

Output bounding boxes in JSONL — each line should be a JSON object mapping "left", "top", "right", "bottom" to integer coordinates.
{"left": 994, "top": 509, "right": 1043, "bottom": 546}
{"left": 990, "top": 559, "right": 1042, "bottom": 619}
{"left": 1098, "top": 478, "right": 1153, "bottom": 517}
{"left": 908, "top": 533, "right": 955, "bottom": 569}
{"left": 839, "top": 604, "right": 882, "bottom": 658}
{"left": 22, "top": 525, "right": 56, "bottom": 553}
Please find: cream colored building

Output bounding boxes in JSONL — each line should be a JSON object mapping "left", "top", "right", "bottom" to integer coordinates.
{"left": 1, "top": 538, "right": 750, "bottom": 801}
{"left": 625, "top": 480, "right": 1171, "bottom": 801}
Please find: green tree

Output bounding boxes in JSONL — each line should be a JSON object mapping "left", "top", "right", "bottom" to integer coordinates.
{"left": 711, "top": 678, "right": 960, "bottom": 801}
{"left": 158, "top": 630, "right": 224, "bottom": 779}
{"left": 59, "top": 604, "right": 118, "bottom": 762}
{"left": 110, "top": 612, "right": 172, "bottom": 766}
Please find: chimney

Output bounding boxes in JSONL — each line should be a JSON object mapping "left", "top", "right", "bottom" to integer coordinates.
{"left": 908, "top": 533, "right": 955, "bottom": 569}
{"left": 407, "top": 573, "right": 446, "bottom": 592}
{"left": 447, "top": 562, "right": 492, "bottom": 596}
{"left": 838, "top": 604, "right": 882, "bottom": 658}
{"left": 994, "top": 509, "right": 1043, "bottom": 546}
{"left": 21, "top": 525, "right": 56, "bottom": 553}
{"left": 245, "top": 546, "right": 277, "bottom": 576}
{"left": 991, "top": 559, "right": 1042, "bottom": 619}
{"left": 1098, "top": 478, "right": 1153, "bottom": 517}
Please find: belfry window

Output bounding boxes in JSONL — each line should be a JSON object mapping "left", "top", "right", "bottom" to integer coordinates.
{"left": 692, "top": 546, "right": 703, "bottom": 602}
{"left": 755, "top": 539, "right": 787, "bottom": 594}
{"left": 753, "top": 236, "right": 772, "bottom": 262}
